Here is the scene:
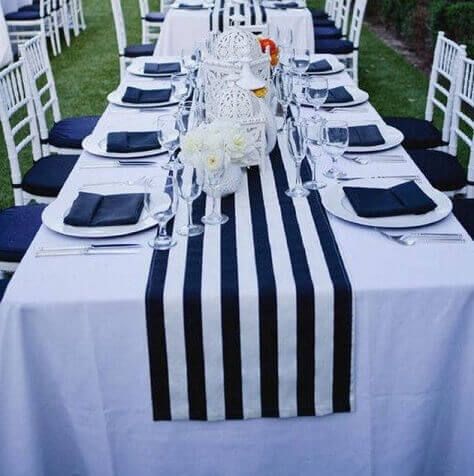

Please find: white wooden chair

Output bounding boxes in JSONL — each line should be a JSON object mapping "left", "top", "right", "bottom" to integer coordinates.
{"left": 110, "top": 0, "right": 155, "bottom": 79}
{"left": 0, "top": 60, "right": 78, "bottom": 206}
{"left": 138, "top": 0, "right": 164, "bottom": 44}
{"left": 19, "top": 35, "right": 99, "bottom": 155}
{"left": 210, "top": 2, "right": 267, "bottom": 33}
{"left": 0, "top": 3, "right": 14, "bottom": 68}
{"left": 5, "top": 0, "right": 59, "bottom": 56}
{"left": 314, "top": 0, "right": 367, "bottom": 84}
{"left": 314, "top": 0, "right": 352, "bottom": 40}
{"left": 385, "top": 32, "right": 467, "bottom": 151}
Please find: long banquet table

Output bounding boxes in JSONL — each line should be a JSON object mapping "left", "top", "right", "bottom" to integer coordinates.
{"left": 1, "top": 62, "right": 474, "bottom": 475}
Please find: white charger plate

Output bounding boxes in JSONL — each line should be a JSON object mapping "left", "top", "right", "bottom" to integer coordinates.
{"left": 306, "top": 54, "right": 345, "bottom": 76}
{"left": 42, "top": 184, "right": 158, "bottom": 238}
{"left": 320, "top": 178, "right": 453, "bottom": 229}
{"left": 82, "top": 134, "right": 166, "bottom": 159}
{"left": 127, "top": 57, "right": 186, "bottom": 78}
{"left": 346, "top": 122, "right": 404, "bottom": 153}
{"left": 107, "top": 88, "right": 179, "bottom": 109}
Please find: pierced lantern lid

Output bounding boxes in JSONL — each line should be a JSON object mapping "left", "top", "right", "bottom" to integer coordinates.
{"left": 214, "top": 27, "right": 262, "bottom": 63}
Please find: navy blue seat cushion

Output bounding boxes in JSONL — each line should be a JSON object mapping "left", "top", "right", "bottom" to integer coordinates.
{"left": 145, "top": 11, "right": 165, "bottom": 22}
{"left": 22, "top": 155, "right": 78, "bottom": 197}
{"left": 383, "top": 117, "right": 446, "bottom": 150}
{"left": 18, "top": 4, "right": 40, "bottom": 11}
{"left": 314, "top": 18, "right": 335, "bottom": 27}
{"left": 124, "top": 44, "right": 155, "bottom": 58}
{"left": 315, "top": 39, "right": 354, "bottom": 54}
{"left": 408, "top": 149, "right": 467, "bottom": 192}
{"left": 5, "top": 9, "right": 41, "bottom": 20}
{"left": 453, "top": 198, "right": 474, "bottom": 240}
{"left": 48, "top": 115, "right": 100, "bottom": 149}
{"left": 311, "top": 8, "right": 328, "bottom": 19}
{"left": 314, "top": 26, "right": 342, "bottom": 40}
{"left": 0, "top": 204, "right": 45, "bottom": 262}
{"left": 0, "top": 279, "right": 9, "bottom": 301}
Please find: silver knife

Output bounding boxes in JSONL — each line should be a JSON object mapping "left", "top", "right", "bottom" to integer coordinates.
{"left": 338, "top": 175, "right": 420, "bottom": 182}
{"left": 36, "top": 244, "right": 143, "bottom": 257}
{"left": 80, "top": 160, "right": 159, "bottom": 169}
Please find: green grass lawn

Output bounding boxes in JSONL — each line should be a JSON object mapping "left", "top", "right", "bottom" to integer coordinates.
{"left": 0, "top": 0, "right": 430, "bottom": 208}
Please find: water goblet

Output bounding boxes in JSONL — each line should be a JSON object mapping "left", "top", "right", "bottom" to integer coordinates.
{"left": 181, "top": 48, "right": 198, "bottom": 75}
{"left": 290, "top": 48, "right": 310, "bottom": 82}
{"left": 145, "top": 176, "right": 178, "bottom": 250}
{"left": 286, "top": 119, "right": 310, "bottom": 198}
{"left": 303, "top": 117, "right": 327, "bottom": 190}
{"left": 176, "top": 166, "right": 204, "bottom": 236}
{"left": 322, "top": 120, "right": 349, "bottom": 179}
{"left": 170, "top": 74, "right": 191, "bottom": 106}
{"left": 176, "top": 100, "right": 193, "bottom": 136}
{"left": 274, "top": 69, "right": 293, "bottom": 131}
{"left": 304, "top": 76, "right": 328, "bottom": 121}
{"left": 157, "top": 114, "right": 183, "bottom": 170}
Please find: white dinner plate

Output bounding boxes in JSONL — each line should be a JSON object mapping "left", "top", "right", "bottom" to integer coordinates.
{"left": 82, "top": 134, "right": 166, "bottom": 159}
{"left": 127, "top": 57, "right": 186, "bottom": 78}
{"left": 320, "top": 178, "right": 453, "bottom": 229}
{"left": 42, "top": 184, "right": 158, "bottom": 238}
{"left": 107, "top": 88, "right": 179, "bottom": 109}
{"left": 345, "top": 122, "right": 404, "bottom": 153}
{"left": 306, "top": 54, "right": 345, "bottom": 76}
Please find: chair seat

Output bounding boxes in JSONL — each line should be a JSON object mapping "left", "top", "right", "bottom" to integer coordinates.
{"left": 0, "top": 204, "right": 45, "bottom": 263}
{"left": 408, "top": 149, "right": 467, "bottom": 192}
{"left": 0, "top": 279, "right": 10, "bottom": 301}
{"left": 22, "top": 155, "right": 78, "bottom": 198}
{"left": 315, "top": 39, "right": 354, "bottom": 54}
{"left": 48, "top": 116, "right": 100, "bottom": 149}
{"left": 383, "top": 117, "right": 446, "bottom": 149}
{"left": 311, "top": 8, "right": 328, "bottom": 19}
{"left": 5, "top": 9, "right": 41, "bottom": 20}
{"left": 314, "top": 18, "right": 335, "bottom": 27}
{"left": 315, "top": 26, "right": 342, "bottom": 40}
{"left": 124, "top": 44, "right": 155, "bottom": 58}
{"left": 145, "top": 11, "right": 165, "bottom": 22}
{"left": 453, "top": 198, "right": 474, "bottom": 240}
{"left": 18, "top": 4, "right": 40, "bottom": 11}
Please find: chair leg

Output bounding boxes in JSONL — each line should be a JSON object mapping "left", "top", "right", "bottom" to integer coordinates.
{"left": 70, "top": 0, "right": 80, "bottom": 36}
{"left": 51, "top": 12, "right": 62, "bottom": 55}
{"left": 61, "top": 5, "right": 71, "bottom": 47}
{"left": 142, "top": 20, "right": 148, "bottom": 44}
{"left": 78, "top": 0, "right": 87, "bottom": 30}
{"left": 352, "top": 52, "right": 359, "bottom": 86}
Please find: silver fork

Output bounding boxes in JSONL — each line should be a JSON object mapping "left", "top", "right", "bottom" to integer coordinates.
{"left": 325, "top": 107, "right": 369, "bottom": 114}
{"left": 343, "top": 154, "right": 406, "bottom": 165}
{"left": 378, "top": 230, "right": 465, "bottom": 246}
{"left": 80, "top": 176, "right": 147, "bottom": 188}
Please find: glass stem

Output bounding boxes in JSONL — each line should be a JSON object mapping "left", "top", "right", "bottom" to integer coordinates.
{"left": 332, "top": 154, "right": 338, "bottom": 165}
{"left": 282, "top": 103, "right": 288, "bottom": 125}
{"left": 187, "top": 202, "right": 193, "bottom": 227}
{"left": 157, "top": 223, "right": 167, "bottom": 241}
{"left": 295, "top": 161, "right": 303, "bottom": 189}
{"left": 211, "top": 195, "right": 218, "bottom": 216}
{"left": 311, "top": 161, "right": 317, "bottom": 182}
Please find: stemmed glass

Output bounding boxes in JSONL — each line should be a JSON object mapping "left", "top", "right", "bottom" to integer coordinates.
{"left": 274, "top": 69, "right": 293, "bottom": 131}
{"left": 303, "top": 118, "right": 327, "bottom": 190}
{"left": 181, "top": 48, "right": 199, "bottom": 75}
{"left": 291, "top": 74, "right": 306, "bottom": 124}
{"left": 290, "top": 48, "right": 310, "bottom": 83}
{"left": 286, "top": 118, "right": 310, "bottom": 198}
{"left": 157, "top": 114, "right": 183, "bottom": 170}
{"left": 322, "top": 120, "right": 349, "bottom": 179}
{"left": 176, "top": 166, "right": 204, "bottom": 236}
{"left": 170, "top": 74, "right": 191, "bottom": 106}
{"left": 201, "top": 147, "right": 228, "bottom": 225}
{"left": 304, "top": 76, "right": 328, "bottom": 121}
{"left": 176, "top": 100, "right": 192, "bottom": 137}
{"left": 145, "top": 176, "right": 178, "bottom": 250}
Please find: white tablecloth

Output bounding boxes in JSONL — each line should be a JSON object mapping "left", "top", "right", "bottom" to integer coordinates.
{"left": 1, "top": 66, "right": 474, "bottom": 475}
{"left": 155, "top": 7, "right": 315, "bottom": 56}
{"left": 1, "top": 0, "right": 28, "bottom": 14}
{"left": 0, "top": 4, "right": 13, "bottom": 68}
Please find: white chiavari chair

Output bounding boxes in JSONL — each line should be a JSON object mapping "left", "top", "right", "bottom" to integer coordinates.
{"left": 385, "top": 32, "right": 467, "bottom": 151}
{"left": 0, "top": 60, "right": 78, "bottom": 207}
{"left": 139, "top": 0, "right": 164, "bottom": 44}
{"left": 110, "top": 0, "right": 155, "bottom": 79}
{"left": 19, "top": 35, "right": 99, "bottom": 155}
{"left": 315, "top": 0, "right": 352, "bottom": 40}
{"left": 210, "top": 2, "right": 267, "bottom": 34}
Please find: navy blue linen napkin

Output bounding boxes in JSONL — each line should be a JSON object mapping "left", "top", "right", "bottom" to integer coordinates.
{"left": 144, "top": 62, "right": 181, "bottom": 75}
{"left": 348, "top": 125, "right": 385, "bottom": 147}
{"left": 307, "top": 59, "right": 332, "bottom": 73}
{"left": 178, "top": 3, "right": 203, "bottom": 9}
{"left": 122, "top": 87, "right": 172, "bottom": 104}
{"left": 272, "top": 2, "right": 299, "bottom": 8}
{"left": 107, "top": 132, "right": 160, "bottom": 153}
{"left": 64, "top": 192, "right": 145, "bottom": 226}
{"left": 344, "top": 181, "right": 437, "bottom": 218}
{"left": 325, "top": 86, "right": 354, "bottom": 104}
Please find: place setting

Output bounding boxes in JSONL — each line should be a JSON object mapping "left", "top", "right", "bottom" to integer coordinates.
{"left": 127, "top": 56, "right": 186, "bottom": 78}
{"left": 302, "top": 54, "right": 346, "bottom": 76}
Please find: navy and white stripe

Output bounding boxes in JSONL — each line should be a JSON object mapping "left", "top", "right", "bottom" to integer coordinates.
{"left": 210, "top": 0, "right": 267, "bottom": 32}
{"left": 146, "top": 141, "right": 353, "bottom": 421}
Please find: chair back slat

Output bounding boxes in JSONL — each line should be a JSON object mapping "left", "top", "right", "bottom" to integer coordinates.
{"left": 110, "top": 0, "right": 127, "bottom": 55}
{"left": 19, "top": 35, "right": 61, "bottom": 149}
{"left": 425, "top": 32, "right": 466, "bottom": 145}
{"left": 326, "top": 0, "right": 336, "bottom": 17}
{"left": 348, "top": 0, "right": 366, "bottom": 48}
{"left": 0, "top": 61, "right": 42, "bottom": 204}
{"left": 138, "top": 0, "right": 149, "bottom": 17}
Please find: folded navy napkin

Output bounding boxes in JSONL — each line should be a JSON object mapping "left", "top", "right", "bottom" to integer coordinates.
{"left": 348, "top": 125, "right": 385, "bottom": 147}
{"left": 307, "top": 59, "right": 332, "bottom": 73}
{"left": 344, "top": 181, "right": 437, "bottom": 218}
{"left": 64, "top": 192, "right": 145, "bottom": 227}
{"left": 178, "top": 3, "right": 203, "bottom": 9}
{"left": 273, "top": 2, "right": 299, "bottom": 8}
{"left": 107, "top": 131, "right": 160, "bottom": 153}
{"left": 325, "top": 86, "right": 354, "bottom": 104}
{"left": 122, "top": 87, "right": 172, "bottom": 104}
{"left": 144, "top": 62, "right": 181, "bottom": 75}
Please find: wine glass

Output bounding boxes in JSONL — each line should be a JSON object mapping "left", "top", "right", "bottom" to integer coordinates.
{"left": 303, "top": 117, "right": 327, "bottom": 190}
{"left": 145, "top": 176, "right": 178, "bottom": 250}
{"left": 181, "top": 48, "right": 198, "bottom": 75}
{"left": 291, "top": 73, "right": 306, "bottom": 123}
{"left": 177, "top": 100, "right": 193, "bottom": 136}
{"left": 322, "top": 120, "right": 349, "bottom": 179}
{"left": 290, "top": 48, "right": 310, "bottom": 83}
{"left": 170, "top": 74, "right": 191, "bottom": 106}
{"left": 286, "top": 119, "right": 310, "bottom": 198}
{"left": 201, "top": 147, "right": 228, "bottom": 225}
{"left": 274, "top": 70, "right": 293, "bottom": 131}
{"left": 176, "top": 166, "right": 204, "bottom": 236}
{"left": 304, "top": 76, "right": 328, "bottom": 120}
{"left": 277, "top": 27, "right": 293, "bottom": 50}
{"left": 157, "top": 114, "right": 183, "bottom": 170}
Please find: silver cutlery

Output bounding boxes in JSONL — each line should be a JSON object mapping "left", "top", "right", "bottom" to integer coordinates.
{"left": 80, "top": 160, "right": 159, "bottom": 169}
{"left": 81, "top": 176, "right": 147, "bottom": 188}
{"left": 343, "top": 154, "right": 406, "bottom": 165}
{"left": 378, "top": 230, "right": 465, "bottom": 246}
{"left": 36, "top": 243, "right": 143, "bottom": 257}
{"left": 337, "top": 175, "right": 420, "bottom": 182}
{"left": 324, "top": 107, "right": 369, "bottom": 114}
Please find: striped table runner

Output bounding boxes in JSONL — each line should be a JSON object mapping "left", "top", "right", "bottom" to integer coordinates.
{"left": 146, "top": 142, "right": 353, "bottom": 421}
